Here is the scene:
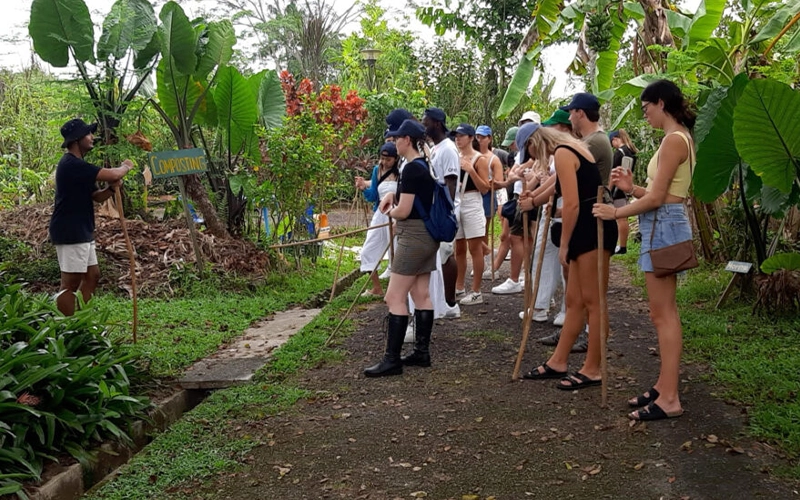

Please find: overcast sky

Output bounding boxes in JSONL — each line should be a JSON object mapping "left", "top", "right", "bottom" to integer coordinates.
{"left": 0, "top": 0, "right": 588, "bottom": 98}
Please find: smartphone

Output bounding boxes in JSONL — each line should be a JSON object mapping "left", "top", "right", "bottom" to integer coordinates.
{"left": 621, "top": 156, "right": 634, "bottom": 172}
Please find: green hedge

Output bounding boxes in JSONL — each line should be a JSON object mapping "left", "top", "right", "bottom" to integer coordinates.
{"left": 0, "top": 277, "right": 149, "bottom": 498}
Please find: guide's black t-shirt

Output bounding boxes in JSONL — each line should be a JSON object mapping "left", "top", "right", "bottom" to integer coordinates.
{"left": 49, "top": 153, "right": 102, "bottom": 245}
{"left": 398, "top": 158, "right": 435, "bottom": 220}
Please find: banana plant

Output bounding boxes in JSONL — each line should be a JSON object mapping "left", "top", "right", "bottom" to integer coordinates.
{"left": 29, "top": 0, "right": 160, "bottom": 148}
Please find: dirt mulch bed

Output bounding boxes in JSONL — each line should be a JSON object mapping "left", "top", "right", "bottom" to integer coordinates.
{"left": 0, "top": 203, "right": 270, "bottom": 295}
{"left": 190, "top": 263, "right": 797, "bottom": 500}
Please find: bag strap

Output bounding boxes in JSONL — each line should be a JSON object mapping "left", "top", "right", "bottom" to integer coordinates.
{"left": 460, "top": 153, "right": 481, "bottom": 195}
{"left": 378, "top": 167, "right": 397, "bottom": 185}
{"left": 649, "top": 131, "right": 695, "bottom": 247}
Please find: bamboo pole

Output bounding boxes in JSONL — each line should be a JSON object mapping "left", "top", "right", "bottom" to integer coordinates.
{"left": 597, "top": 186, "right": 609, "bottom": 408}
{"left": 114, "top": 187, "right": 138, "bottom": 343}
{"left": 330, "top": 236, "right": 348, "bottom": 302}
{"left": 324, "top": 238, "right": 392, "bottom": 347}
{"left": 512, "top": 207, "right": 540, "bottom": 380}
{"left": 268, "top": 222, "right": 389, "bottom": 249}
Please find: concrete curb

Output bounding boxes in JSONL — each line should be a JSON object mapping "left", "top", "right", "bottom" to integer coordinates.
{"left": 31, "top": 390, "right": 206, "bottom": 500}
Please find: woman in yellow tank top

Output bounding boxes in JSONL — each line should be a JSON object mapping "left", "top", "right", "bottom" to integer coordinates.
{"left": 593, "top": 80, "right": 696, "bottom": 422}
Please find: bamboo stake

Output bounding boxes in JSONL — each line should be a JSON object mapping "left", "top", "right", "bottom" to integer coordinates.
{"left": 330, "top": 236, "right": 348, "bottom": 302}
{"left": 324, "top": 238, "right": 392, "bottom": 347}
{"left": 269, "top": 222, "right": 389, "bottom": 249}
{"left": 512, "top": 207, "right": 540, "bottom": 380}
{"left": 114, "top": 187, "right": 138, "bottom": 343}
{"left": 597, "top": 186, "right": 609, "bottom": 408}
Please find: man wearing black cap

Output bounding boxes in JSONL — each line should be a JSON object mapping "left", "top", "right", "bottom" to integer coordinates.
{"left": 560, "top": 92, "right": 613, "bottom": 185}
{"left": 422, "top": 107, "right": 460, "bottom": 318}
{"left": 50, "top": 118, "right": 134, "bottom": 316}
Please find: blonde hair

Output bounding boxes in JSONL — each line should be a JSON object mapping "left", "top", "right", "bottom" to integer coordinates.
{"left": 616, "top": 129, "right": 639, "bottom": 153}
{"left": 525, "top": 126, "right": 594, "bottom": 171}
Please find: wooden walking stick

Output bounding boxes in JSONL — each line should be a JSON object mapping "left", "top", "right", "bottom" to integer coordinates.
{"left": 325, "top": 238, "right": 393, "bottom": 347}
{"left": 330, "top": 235, "right": 348, "bottom": 302}
{"left": 114, "top": 184, "right": 138, "bottom": 343}
{"left": 512, "top": 203, "right": 540, "bottom": 380}
{"left": 597, "top": 186, "right": 609, "bottom": 407}
{"left": 489, "top": 185, "right": 495, "bottom": 283}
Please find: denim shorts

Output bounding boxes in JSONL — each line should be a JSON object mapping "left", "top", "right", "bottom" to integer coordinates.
{"left": 638, "top": 203, "right": 693, "bottom": 273}
{"left": 482, "top": 191, "right": 492, "bottom": 217}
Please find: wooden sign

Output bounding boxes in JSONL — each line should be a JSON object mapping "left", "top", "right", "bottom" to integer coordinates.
{"left": 147, "top": 149, "right": 208, "bottom": 179}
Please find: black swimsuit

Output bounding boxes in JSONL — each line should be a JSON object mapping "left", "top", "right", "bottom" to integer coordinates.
{"left": 554, "top": 145, "right": 618, "bottom": 261}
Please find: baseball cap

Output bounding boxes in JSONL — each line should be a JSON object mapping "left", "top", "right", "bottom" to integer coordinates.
{"left": 518, "top": 111, "right": 541, "bottom": 125}
{"left": 475, "top": 125, "right": 492, "bottom": 136}
{"left": 559, "top": 92, "right": 600, "bottom": 112}
{"left": 516, "top": 122, "right": 541, "bottom": 163}
{"left": 542, "top": 109, "right": 572, "bottom": 127}
{"left": 501, "top": 127, "right": 519, "bottom": 147}
{"left": 608, "top": 130, "right": 620, "bottom": 140}
{"left": 385, "top": 119, "right": 426, "bottom": 140}
{"left": 454, "top": 123, "right": 476, "bottom": 136}
{"left": 60, "top": 118, "right": 98, "bottom": 148}
{"left": 385, "top": 108, "right": 414, "bottom": 134}
{"left": 379, "top": 142, "right": 398, "bottom": 157}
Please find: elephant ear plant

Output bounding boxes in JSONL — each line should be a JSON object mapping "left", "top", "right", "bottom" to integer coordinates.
{"left": 0, "top": 276, "right": 149, "bottom": 498}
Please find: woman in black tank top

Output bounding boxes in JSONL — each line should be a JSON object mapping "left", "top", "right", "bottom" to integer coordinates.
{"left": 516, "top": 124, "right": 616, "bottom": 391}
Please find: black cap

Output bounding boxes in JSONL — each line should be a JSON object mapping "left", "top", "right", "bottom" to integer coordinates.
{"left": 379, "top": 142, "right": 398, "bottom": 157}
{"left": 385, "top": 119, "right": 426, "bottom": 140}
{"left": 454, "top": 123, "right": 476, "bottom": 136}
{"left": 559, "top": 92, "right": 601, "bottom": 112}
{"left": 385, "top": 109, "right": 414, "bottom": 133}
{"left": 423, "top": 107, "right": 448, "bottom": 132}
{"left": 60, "top": 118, "right": 98, "bottom": 148}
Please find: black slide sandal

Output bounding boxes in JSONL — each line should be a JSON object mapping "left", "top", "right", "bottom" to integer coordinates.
{"left": 628, "top": 387, "right": 660, "bottom": 408}
{"left": 557, "top": 372, "right": 601, "bottom": 390}
{"left": 523, "top": 363, "right": 567, "bottom": 380}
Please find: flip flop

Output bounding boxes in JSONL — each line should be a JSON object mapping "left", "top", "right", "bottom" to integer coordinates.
{"left": 557, "top": 372, "right": 601, "bottom": 391}
{"left": 628, "top": 387, "right": 660, "bottom": 408}
{"left": 628, "top": 402, "right": 683, "bottom": 421}
{"left": 522, "top": 363, "right": 567, "bottom": 380}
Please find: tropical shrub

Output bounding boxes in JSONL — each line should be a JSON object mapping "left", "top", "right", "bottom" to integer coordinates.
{"left": 0, "top": 277, "right": 149, "bottom": 498}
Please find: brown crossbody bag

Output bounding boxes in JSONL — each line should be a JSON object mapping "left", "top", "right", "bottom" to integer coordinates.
{"left": 648, "top": 133, "right": 699, "bottom": 278}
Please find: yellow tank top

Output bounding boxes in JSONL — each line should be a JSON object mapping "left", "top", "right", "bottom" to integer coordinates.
{"left": 645, "top": 131, "right": 694, "bottom": 198}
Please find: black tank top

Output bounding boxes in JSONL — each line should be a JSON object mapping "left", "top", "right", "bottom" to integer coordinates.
{"left": 459, "top": 153, "right": 481, "bottom": 192}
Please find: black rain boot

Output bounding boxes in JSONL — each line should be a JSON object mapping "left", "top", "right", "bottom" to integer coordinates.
{"left": 401, "top": 309, "right": 433, "bottom": 367}
{"left": 364, "top": 313, "right": 407, "bottom": 377}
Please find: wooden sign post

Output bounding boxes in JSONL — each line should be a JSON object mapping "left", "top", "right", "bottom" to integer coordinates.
{"left": 147, "top": 148, "right": 208, "bottom": 270}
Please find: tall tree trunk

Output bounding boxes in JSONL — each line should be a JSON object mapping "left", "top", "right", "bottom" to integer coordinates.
{"left": 183, "top": 174, "right": 229, "bottom": 238}
{"left": 637, "top": 0, "right": 675, "bottom": 74}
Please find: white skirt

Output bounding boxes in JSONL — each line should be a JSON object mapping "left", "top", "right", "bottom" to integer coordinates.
{"left": 359, "top": 209, "right": 391, "bottom": 272}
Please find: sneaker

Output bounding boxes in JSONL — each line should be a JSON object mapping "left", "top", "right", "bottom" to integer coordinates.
{"left": 482, "top": 270, "right": 494, "bottom": 280}
{"left": 404, "top": 322, "right": 415, "bottom": 343}
{"left": 493, "top": 279, "right": 523, "bottom": 295}
{"left": 553, "top": 312, "right": 566, "bottom": 327}
{"left": 614, "top": 246, "right": 627, "bottom": 255}
{"left": 532, "top": 309, "right": 549, "bottom": 322}
{"left": 571, "top": 331, "right": 588, "bottom": 353}
{"left": 538, "top": 331, "right": 560, "bottom": 345}
{"left": 459, "top": 291, "right": 483, "bottom": 306}
{"left": 443, "top": 303, "right": 461, "bottom": 319}
{"left": 379, "top": 267, "right": 391, "bottom": 279}
{"left": 456, "top": 288, "right": 466, "bottom": 297}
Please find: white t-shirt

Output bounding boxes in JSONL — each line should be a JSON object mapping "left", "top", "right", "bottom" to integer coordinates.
{"left": 430, "top": 139, "right": 460, "bottom": 183}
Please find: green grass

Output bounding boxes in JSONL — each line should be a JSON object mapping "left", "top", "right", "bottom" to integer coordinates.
{"left": 92, "top": 253, "right": 359, "bottom": 378}
{"left": 87, "top": 277, "right": 371, "bottom": 500}
{"left": 619, "top": 241, "right": 800, "bottom": 470}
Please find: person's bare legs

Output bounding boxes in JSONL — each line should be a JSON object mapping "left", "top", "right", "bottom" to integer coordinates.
{"left": 508, "top": 235, "right": 525, "bottom": 282}
{"left": 409, "top": 273, "right": 433, "bottom": 310}
{"left": 558, "top": 249, "right": 611, "bottom": 386}
{"left": 630, "top": 273, "right": 683, "bottom": 417}
{"left": 493, "top": 218, "right": 510, "bottom": 271}
{"left": 384, "top": 274, "right": 415, "bottom": 315}
{"left": 78, "top": 264, "right": 100, "bottom": 304}
{"left": 57, "top": 272, "right": 84, "bottom": 316}
{"left": 368, "top": 271, "right": 383, "bottom": 294}
{"left": 455, "top": 239, "right": 468, "bottom": 291}
{"left": 467, "top": 237, "right": 485, "bottom": 292}
{"left": 537, "top": 259, "right": 585, "bottom": 373}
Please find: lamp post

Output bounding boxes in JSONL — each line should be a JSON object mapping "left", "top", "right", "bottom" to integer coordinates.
{"left": 360, "top": 47, "right": 381, "bottom": 92}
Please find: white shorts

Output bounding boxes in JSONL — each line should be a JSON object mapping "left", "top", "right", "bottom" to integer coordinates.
{"left": 456, "top": 191, "right": 486, "bottom": 240}
{"left": 56, "top": 241, "right": 98, "bottom": 273}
